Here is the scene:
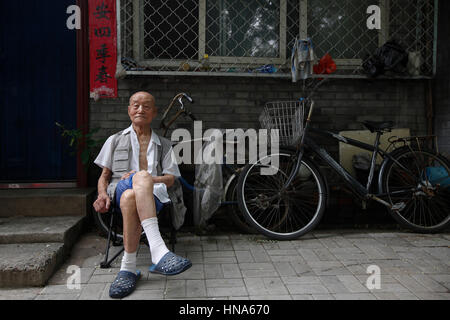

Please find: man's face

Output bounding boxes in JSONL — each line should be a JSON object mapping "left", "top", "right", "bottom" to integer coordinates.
{"left": 128, "top": 93, "right": 157, "bottom": 126}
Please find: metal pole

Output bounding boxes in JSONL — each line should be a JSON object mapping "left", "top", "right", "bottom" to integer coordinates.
{"left": 433, "top": 0, "right": 439, "bottom": 76}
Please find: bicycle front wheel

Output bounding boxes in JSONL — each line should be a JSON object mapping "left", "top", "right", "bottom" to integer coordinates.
{"left": 237, "top": 151, "right": 327, "bottom": 240}
{"left": 382, "top": 147, "right": 450, "bottom": 233}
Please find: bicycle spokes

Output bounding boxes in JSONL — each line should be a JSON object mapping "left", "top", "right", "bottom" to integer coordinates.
{"left": 385, "top": 149, "right": 450, "bottom": 229}
{"left": 240, "top": 153, "right": 325, "bottom": 237}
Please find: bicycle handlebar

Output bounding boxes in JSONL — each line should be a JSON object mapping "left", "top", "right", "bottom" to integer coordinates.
{"left": 160, "top": 93, "right": 196, "bottom": 135}
{"left": 161, "top": 93, "right": 194, "bottom": 122}
{"left": 182, "top": 93, "right": 194, "bottom": 103}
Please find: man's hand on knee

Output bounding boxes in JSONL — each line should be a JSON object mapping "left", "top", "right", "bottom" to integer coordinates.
{"left": 121, "top": 170, "right": 136, "bottom": 181}
{"left": 93, "top": 193, "right": 111, "bottom": 213}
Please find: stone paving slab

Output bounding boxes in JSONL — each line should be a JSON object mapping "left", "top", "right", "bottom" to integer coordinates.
{"left": 0, "top": 228, "right": 449, "bottom": 300}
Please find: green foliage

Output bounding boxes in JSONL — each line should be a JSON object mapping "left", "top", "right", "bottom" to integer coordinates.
{"left": 56, "top": 122, "right": 105, "bottom": 167}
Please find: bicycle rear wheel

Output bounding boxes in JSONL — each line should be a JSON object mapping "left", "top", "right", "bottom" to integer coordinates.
{"left": 93, "top": 195, "right": 146, "bottom": 241}
{"left": 225, "top": 175, "right": 258, "bottom": 234}
{"left": 93, "top": 207, "right": 124, "bottom": 241}
{"left": 237, "top": 151, "right": 327, "bottom": 240}
{"left": 382, "top": 147, "right": 450, "bottom": 232}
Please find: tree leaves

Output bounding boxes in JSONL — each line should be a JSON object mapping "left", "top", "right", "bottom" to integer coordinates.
{"left": 56, "top": 122, "right": 106, "bottom": 167}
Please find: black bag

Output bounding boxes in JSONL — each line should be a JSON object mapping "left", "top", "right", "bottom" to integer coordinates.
{"left": 362, "top": 40, "right": 408, "bottom": 77}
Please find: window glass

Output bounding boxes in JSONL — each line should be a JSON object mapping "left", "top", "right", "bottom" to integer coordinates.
{"left": 206, "top": 0, "right": 280, "bottom": 58}
{"left": 308, "top": 0, "right": 379, "bottom": 60}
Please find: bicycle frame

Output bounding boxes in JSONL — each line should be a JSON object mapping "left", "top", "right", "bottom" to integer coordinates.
{"left": 161, "top": 93, "right": 196, "bottom": 137}
{"left": 285, "top": 99, "right": 414, "bottom": 209}
{"left": 305, "top": 128, "right": 387, "bottom": 198}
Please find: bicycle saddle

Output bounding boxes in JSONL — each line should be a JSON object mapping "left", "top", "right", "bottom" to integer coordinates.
{"left": 362, "top": 120, "right": 394, "bottom": 133}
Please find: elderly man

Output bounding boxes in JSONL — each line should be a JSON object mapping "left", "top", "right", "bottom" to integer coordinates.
{"left": 93, "top": 91, "right": 191, "bottom": 299}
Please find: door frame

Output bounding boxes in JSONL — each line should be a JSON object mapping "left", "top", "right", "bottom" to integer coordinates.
{"left": 0, "top": 0, "right": 85, "bottom": 189}
{"left": 77, "top": 0, "right": 90, "bottom": 188}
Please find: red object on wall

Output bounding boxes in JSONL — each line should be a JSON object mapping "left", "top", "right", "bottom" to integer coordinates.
{"left": 313, "top": 53, "right": 337, "bottom": 75}
{"left": 89, "top": 0, "right": 117, "bottom": 99}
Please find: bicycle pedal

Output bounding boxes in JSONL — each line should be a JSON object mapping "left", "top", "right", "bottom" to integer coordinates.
{"left": 392, "top": 202, "right": 406, "bottom": 212}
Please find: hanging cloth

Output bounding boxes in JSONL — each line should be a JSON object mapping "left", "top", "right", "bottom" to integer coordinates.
{"left": 291, "top": 37, "right": 315, "bottom": 82}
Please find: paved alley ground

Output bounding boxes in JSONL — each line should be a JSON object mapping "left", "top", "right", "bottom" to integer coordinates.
{"left": 1, "top": 228, "right": 449, "bottom": 300}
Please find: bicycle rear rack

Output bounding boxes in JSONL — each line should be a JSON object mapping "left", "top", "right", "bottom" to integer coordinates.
{"left": 387, "top": 135, "right": 439, "bottom": 154}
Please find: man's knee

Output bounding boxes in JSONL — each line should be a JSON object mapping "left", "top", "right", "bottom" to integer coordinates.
{"left": 120, "top": 189, "right": 136, "bottom": 211}
{"left": 132, "top": 171, "right": 154, "bottom": 189}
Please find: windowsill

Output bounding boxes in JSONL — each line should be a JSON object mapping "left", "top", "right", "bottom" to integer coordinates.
{"left": 124, "top": 70, "right": 433, "bottom": 80}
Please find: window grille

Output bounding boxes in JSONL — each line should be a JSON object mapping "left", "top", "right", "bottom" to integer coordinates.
{"left": 118, "top": 0, "right": 437, "bottom": 77}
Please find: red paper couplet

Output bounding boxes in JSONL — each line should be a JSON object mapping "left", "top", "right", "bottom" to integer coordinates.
{"left": 89, "top": 0, "right": 118, "bottom": 99}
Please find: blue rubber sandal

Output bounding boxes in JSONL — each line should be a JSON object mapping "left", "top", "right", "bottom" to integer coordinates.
{"left": 109, "top": 270, "right": 141, "bottom": 299}
{"left": 149, "top": 252, "right": 192, "bottom": 276}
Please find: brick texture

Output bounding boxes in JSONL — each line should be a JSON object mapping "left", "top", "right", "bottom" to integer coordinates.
{"left": 88, "top": 76, "right": 432, "bottom": 226}
{"left": 90, "top": 77, "right": 428, "bottom": 158}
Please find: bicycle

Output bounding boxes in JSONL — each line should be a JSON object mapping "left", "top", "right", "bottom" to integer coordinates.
{"left": 160, "top": 93, "right": 256, "bottom": 234}
{"left": 236, "top": 80, "right": 450, "bottom": 240}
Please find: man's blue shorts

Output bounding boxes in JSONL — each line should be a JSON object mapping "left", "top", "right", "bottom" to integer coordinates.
{"left": 115, "top": 173, "right": 164, "bottom": 213}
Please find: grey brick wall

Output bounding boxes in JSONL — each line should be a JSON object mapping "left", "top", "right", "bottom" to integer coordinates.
{"left": 435, "top": 0, "right": 450, "bottom": 156}
{"left": 88, "top": 77, "right": 428, "bottom": 226}
{"left": 90, "top": 77, "right": 427, "bottom": 159}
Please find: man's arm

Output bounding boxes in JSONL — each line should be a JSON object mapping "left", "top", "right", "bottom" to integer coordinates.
{"left": 98, "top": 167, "right": 113, "bottom": 194}
{"left": 153, "top": 174, "right": 175, "bottom": 189}
{"left": 93, "top": 167, "right": 113, "bottom": 213}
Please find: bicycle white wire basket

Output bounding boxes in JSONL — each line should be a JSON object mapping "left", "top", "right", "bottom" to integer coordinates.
{"left": 259, "top": 100, "right": 306, "bottom": 147}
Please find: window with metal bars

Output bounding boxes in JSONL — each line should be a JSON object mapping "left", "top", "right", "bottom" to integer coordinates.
{"left": 118, "top": 0, "right": 437, "bottom": 76}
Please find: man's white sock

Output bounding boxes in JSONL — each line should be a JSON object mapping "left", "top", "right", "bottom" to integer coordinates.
{"left": 141, "top": 217, "right": 170, "bottom": 265}
{"left": 120, "top": 251, "right": 137, "bottom": 275}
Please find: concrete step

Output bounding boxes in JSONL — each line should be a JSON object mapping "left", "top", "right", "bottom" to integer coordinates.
{"left": 0, "top": 188, "right": 96, "bottom": 218}
{"left": 0, "top": 216, "right": 86, "bottom": 288}
{"left": 0, "top": 216, "right": 85, "bottom": 245}
{"left": 0, "top": 243, "right": 66, "bottom": 288}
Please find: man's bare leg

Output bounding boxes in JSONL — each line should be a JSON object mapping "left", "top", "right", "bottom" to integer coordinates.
{"left": 120, "top": 189, "right": 141, "bottom": 274}
{"left": 132, "top": 171, "right": 170, "bottom": 265}
{"left": 132, "top": 171, "right": 157, "bottom": 221}
{"left": 120, "top": 189, "right": 142, "bottom": 253}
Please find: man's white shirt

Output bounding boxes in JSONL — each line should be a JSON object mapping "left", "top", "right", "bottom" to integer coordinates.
{"left": 94, "top": 125, "right": 180, "bottom": 203}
